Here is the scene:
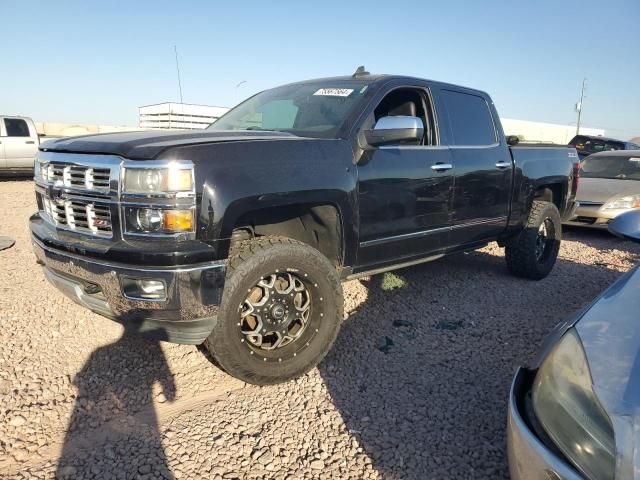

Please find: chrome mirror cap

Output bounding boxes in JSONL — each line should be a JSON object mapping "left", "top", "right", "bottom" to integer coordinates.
{"left": 364, "top": 116, "right": 424, "bottom": 147}
{"left": 373, "top": 115, "right": 423, "bottom": 131}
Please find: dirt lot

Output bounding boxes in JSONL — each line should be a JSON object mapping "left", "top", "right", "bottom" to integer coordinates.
{"left": 1, "top": 179, "right": 639, "bottom": 480}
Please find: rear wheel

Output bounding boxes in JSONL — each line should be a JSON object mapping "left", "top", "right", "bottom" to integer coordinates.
{"left": 505, "top": 201, "right": 562, "bottom": 280}
{"left": 204, "top": 236, "right": 343, "bottom": 385}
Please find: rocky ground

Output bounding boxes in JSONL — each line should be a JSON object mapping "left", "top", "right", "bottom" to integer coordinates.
{"left": 1, "top": 179, "right": 639, "bottom": 479}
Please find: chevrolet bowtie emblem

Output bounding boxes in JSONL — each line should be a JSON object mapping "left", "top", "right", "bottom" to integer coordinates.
{"left": 46, "top": 183, "right": 64, "bottom": 200}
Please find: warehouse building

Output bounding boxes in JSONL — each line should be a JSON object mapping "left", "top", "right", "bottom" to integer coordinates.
{"left": 138, "top": 103, "right": 229, "bottom": 130}
{"left": 501, "top": 118, "right": 604, "bottom": 144}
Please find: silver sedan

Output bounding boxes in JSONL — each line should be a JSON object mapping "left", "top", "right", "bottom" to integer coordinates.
{"left": 566, "top": 150, "right": 640, "bottom": 230}
{"left": 508, "top": 209, "right": 640, "bottom": 479}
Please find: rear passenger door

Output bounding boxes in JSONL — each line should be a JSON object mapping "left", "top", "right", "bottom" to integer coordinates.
{"left": 439, "top": 89, "right": 512, "bottom": 246}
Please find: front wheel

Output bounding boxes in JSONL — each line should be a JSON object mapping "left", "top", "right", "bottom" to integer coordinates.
{"left": 505, "top": 201, "right": 562, "bottom": 280}
{"left": 204, "top": 236, "right": 343, "bottom": 385}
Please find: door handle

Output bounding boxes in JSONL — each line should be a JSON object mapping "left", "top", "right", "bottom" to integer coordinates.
{"left": 431, "top": 163, "right": 453, "bottom": 172}
{"left": 25, "top": 141, "right": 35, "bottom": 144}
{"left": 495, "top": 161, "right": 511, "bottom": 169}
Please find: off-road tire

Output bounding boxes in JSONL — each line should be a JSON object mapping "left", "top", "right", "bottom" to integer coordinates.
{"left": 505, "top": 201, "right": 562, "bottom": 280}
{"left": 204, "top": 236, "right": 343, "bottom": 385}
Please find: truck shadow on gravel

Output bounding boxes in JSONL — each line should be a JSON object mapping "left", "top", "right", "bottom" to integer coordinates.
{"left": 318, "top": 245, "right": 636, "bottom": 480}
{"left": 55, "top": 322, "right": 176, "bottom": 479}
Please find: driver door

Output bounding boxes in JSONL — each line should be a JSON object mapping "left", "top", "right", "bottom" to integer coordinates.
{"left": 356, "top": 85, "right": 454, "bottom": 269}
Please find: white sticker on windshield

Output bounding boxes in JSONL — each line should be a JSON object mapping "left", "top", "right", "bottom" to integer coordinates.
{"left": 630, "top": 157, "right": 640, "bottom": 162}
{"left": 313, "top": 88, "right": 354, "bottom": 97}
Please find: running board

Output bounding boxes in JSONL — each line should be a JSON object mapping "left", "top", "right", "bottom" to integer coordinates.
{"left": 343, "top": 253, "right": 445, "bottom": 281}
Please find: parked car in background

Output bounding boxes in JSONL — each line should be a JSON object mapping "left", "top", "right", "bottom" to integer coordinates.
{"left": 569, "top": 134, "right": 640, "bottom": 160}
{"left": 0, "top": 116, "right": 39, "bottom": 175}
{"left": 508, "top": 208, "right": 640, "bottom": 480}
{"left": 566, "top": 150, "right": 640, "bottom": 229}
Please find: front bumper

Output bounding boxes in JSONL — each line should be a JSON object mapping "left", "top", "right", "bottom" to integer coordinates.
{"left": 507, "top": 367, "right": 583, "bottom": 480}
{"left": 564, "top": 203, "right": 630, "bottom": 229}
{"left": 32, "top": 236, "right": 226, "bottom": 344}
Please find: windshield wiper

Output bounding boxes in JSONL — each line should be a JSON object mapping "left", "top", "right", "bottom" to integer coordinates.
{"left": 245, "top": 127, "right": 279, "bottom": 131}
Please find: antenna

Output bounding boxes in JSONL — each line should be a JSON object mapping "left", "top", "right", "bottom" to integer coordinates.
{"left": 352, "top": 65, "right": 369, "bottom": 78}
{"left": 575, "top": 78, "right": 586, "bottom": 136}
{"left": 174, "top": 45, "right": 184, "bottom": 104}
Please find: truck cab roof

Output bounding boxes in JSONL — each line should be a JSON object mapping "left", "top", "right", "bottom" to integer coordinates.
{"left": 281, "top": 74, "right": 492, "bottom": 99}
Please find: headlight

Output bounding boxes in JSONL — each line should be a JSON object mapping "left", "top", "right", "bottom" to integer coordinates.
{"left": 532, "top": 329, "right": 615, "bottom": 479}
{"left": 603, "top": 194, "right": 640, "bottom": 210}
{"left": 124, "top": 207, "right": 195, "bottom": 234}
{"left": 123, "top": 164, "right": 194, "bottom": 194}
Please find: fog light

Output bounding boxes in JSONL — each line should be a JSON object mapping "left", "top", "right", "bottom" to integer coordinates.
{"left": 122, "top": 277, "right": 166, "bottom": 301}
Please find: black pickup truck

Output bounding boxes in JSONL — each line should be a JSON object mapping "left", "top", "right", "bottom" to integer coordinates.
{"left": 30, "top": 71, "right": 578, "bottom": 384}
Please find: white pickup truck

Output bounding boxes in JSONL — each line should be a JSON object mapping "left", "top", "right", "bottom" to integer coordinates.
{"left": 0, "top": 116, "right": 39, "bottom": 174}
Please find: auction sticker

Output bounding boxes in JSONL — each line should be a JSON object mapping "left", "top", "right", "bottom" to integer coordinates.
{"left": 313, "top": 88, "right": 354, "bottom": 97}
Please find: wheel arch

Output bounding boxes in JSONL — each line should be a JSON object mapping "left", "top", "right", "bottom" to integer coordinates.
{"left": 220, "top": 200, "right": 346, "bottom": 268}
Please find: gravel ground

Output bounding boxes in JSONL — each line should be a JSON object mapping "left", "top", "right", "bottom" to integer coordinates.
{"left": 1, "top": 179, "right": 639, "bottom": 479}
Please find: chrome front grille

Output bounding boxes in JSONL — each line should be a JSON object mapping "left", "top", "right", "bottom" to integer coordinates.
{"left": 35, "top": 152, "right": 120, "bottom": 239}
{"left": 44, "top": 163, "right": 111, "bottom": 191}
{"left": 41, "top": 196, "right": 113, "bottom": 236}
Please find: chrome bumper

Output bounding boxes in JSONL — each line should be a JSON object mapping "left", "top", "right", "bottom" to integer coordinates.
{"left": 32, "top": 236, "right": 226, "bottom": 344}
{"left": 507, "top": 368, "right": 583, "bottom": 480}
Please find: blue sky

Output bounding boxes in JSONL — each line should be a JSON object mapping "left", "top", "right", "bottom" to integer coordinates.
{"left": 3, "top": 0, "right": 639, "bottom": 138}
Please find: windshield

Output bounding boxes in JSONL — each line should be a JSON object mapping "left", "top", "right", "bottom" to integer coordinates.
{"left": 207, "top": 81, "right": 371, "bottom": 138}
{"left": 571, "top": 136, "right": 625, "bottom": 155}
{"left": 580, "top": 155, "right": 640, "bottom": 180}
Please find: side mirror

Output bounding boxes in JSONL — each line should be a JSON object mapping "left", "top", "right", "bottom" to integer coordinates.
{"left": 506, "top": 135, "right": 520, "bottom": 146}
{"left": 364, "top": 116, "right": 424, "bottom": 147}
{"left": 608, "top": 210, "right": 640, "bottom": 242}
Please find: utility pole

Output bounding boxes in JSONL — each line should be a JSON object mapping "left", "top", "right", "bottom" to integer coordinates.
{"left": 575, "top": 78, "right": 586, "bottom": 136}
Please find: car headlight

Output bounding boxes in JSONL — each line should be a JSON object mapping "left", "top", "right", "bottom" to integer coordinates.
{"left": 532, "top": 329, "right": 615, "bottom": 479}
{"left": 123, "top": 207, "right": 195, "bottom": 234}
{"left": 603, "top": 194, "right": 640, "bottom": 210}
{"left": 123, "top": 164, "right": 194, "bottom": 194}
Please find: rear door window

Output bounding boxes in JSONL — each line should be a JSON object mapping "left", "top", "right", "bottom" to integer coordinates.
{"left": 4, "top": 118, "right": 30, "bottom": 137}
{"left": 442, "top": 90, "right": 497, "bottom": 146}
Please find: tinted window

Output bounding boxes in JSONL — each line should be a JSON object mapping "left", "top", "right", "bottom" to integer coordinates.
{"left": 442, "top": 90, "right": 496, "bottom": 146}
{"left": 4, "top": 118, "right": 30, "bottom": 137}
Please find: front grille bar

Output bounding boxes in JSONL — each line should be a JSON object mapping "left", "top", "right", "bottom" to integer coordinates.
{"left": 41, "top": 196, "right": 113, "bottom": 237}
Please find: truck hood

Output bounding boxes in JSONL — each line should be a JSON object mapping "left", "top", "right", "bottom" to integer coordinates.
{"left": 576, "top": 178, "right": 640, "bottom": 203}
{"left": 40, "top": 129, "right": 302, "bottom": 160}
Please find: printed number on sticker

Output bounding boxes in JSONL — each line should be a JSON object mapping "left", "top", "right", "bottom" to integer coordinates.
{"left": 313, "top": 88, "right": 354, "bottom": 97}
